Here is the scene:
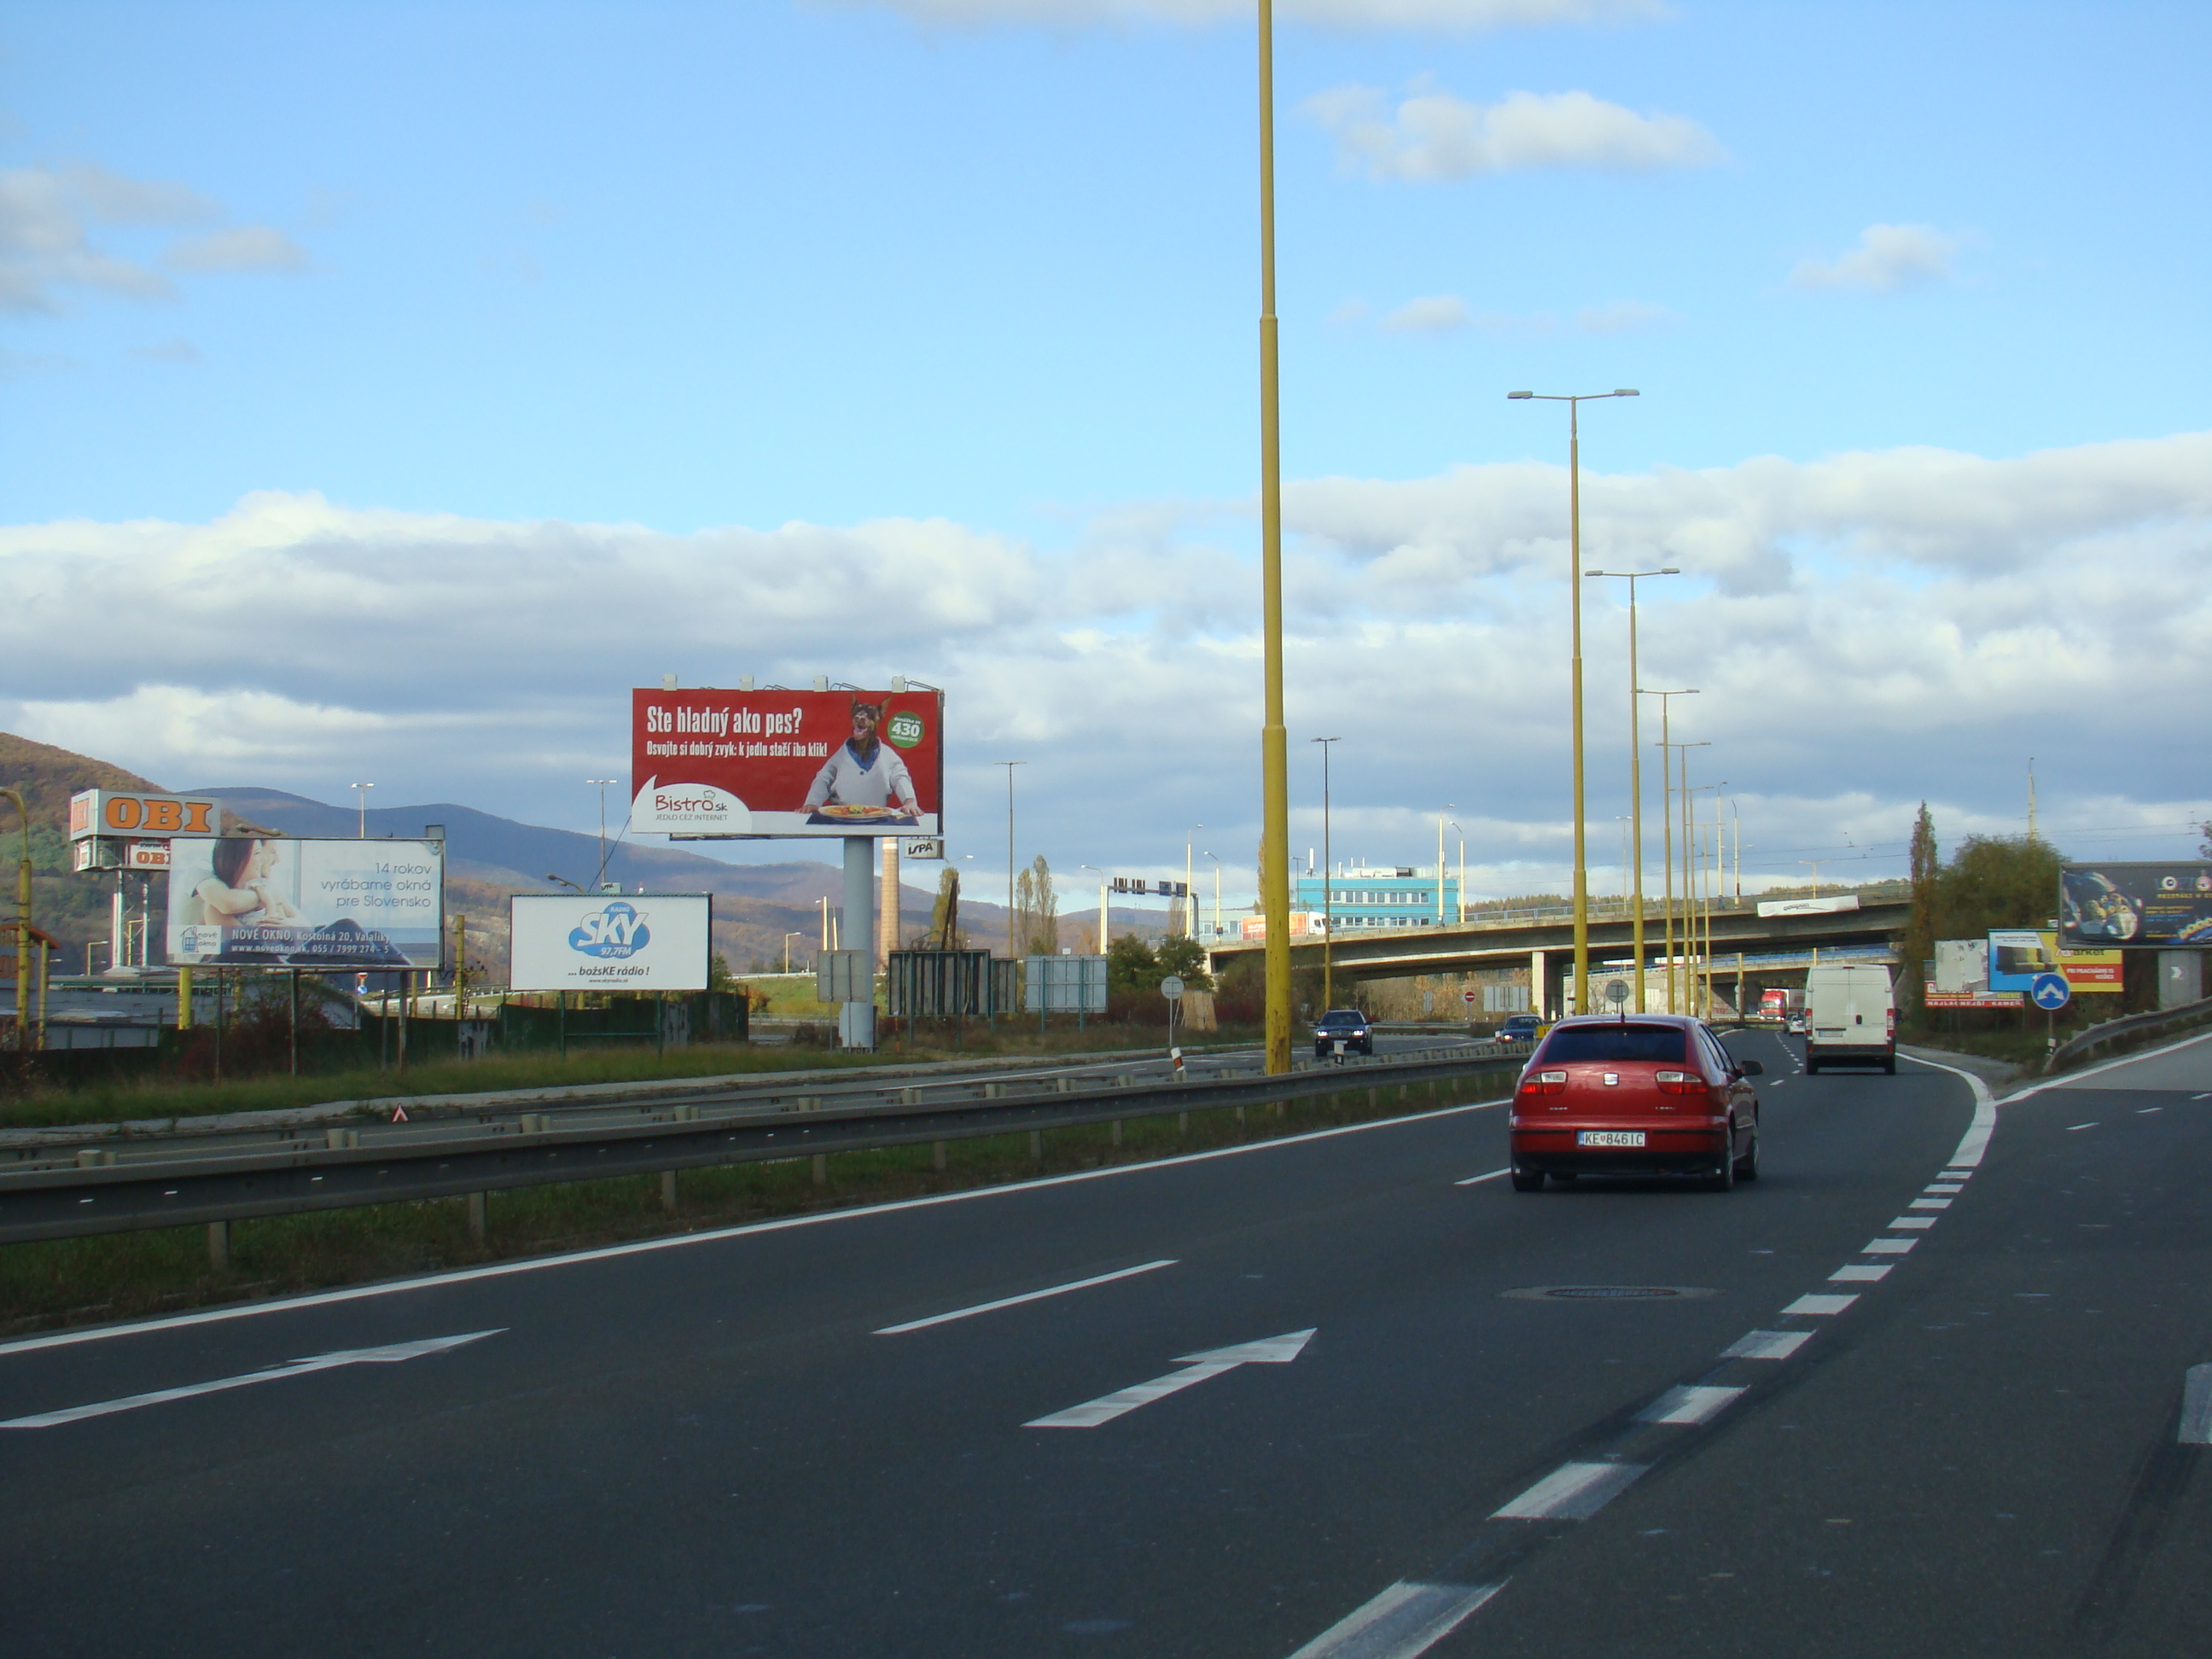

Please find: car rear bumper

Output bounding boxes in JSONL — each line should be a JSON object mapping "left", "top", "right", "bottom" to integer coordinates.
{"left": 1511, "top": 1125, "right": 1730, "bottom": 1175}
{"left": 1808, "top": 1043, "right": 1892, "bottom": 1063}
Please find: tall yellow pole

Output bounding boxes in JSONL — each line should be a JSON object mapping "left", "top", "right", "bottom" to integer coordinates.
{"left": 1657, "top": 717, "right": 1674, "bottom": 1012}
{"left": 1257, "top": 0, "right": 1292, "bottom": 1074}
{"left": 1568, "top": 399, "right": 1588, "bottom": 1012}
{"left": 0, "top": 787, "right": 28, "bottom": 1051}
{"left": 1627, "top": 590, "right": 1644, "bottom": 1010}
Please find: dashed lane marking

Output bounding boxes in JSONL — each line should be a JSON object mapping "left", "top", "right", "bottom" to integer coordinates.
{"left": 1889, "top": 1217, "right": 1937, "bottom": 1230}
{"left": 1910, "top": 1198, "right": 1953, "bottom": 1210}
{"left": 872, "top": 1260, "right": 1177, "bottom": 1335}
{"left": 1831, "top": 1264, "right": 1893, "bottom": 1283}
{"left": 1864, "top": 1238, "right": 1917, "bottom": 1255}
{"left": 1784, "top": 1294, "right": 1859, "bottom": 1316}
{"left": 2066, "top": 1122, "right": 2099, "bottom": 1132}
{"left": 1455, "top": 1169, "right": 1510, "bottom": 1186}
{"left": 1493, "top": 1461, "right": 1648, "bottom": 1521}
{"left": 1284, "top": 1580, "right": 1505, "bottom": 1659}
{"left": 1638, "top": 1385, "right": 1745, "bottom": 1425}
{"left": 2182, "top": 1365, "right": 2212, "bottom": 1447}
{"left": 1726, "top": 1330, "right": 1813, "bottom": 1360}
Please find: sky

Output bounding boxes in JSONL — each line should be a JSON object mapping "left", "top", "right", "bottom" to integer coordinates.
{"left": 2, "top": 0, "right": 2208, "bottom": 915}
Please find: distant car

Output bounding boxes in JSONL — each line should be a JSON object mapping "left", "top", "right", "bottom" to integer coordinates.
{"left": 1784, "top": 1011, "right": 1808, "bottom": 1035}
{"left": 1509, "top": 1012, "right": 1762, "bottom": 1192}
{"left": 1499, "top": 1012, "right": 1543, "bottom": 1044}
{"left": 1313, "top": 1009, "right": 1373, "bottom": 1057}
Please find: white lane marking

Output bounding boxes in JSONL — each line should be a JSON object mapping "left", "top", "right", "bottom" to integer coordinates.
{"left": 2182, "top": 1365, "right": 2212, "bottom": 1446}
{"left": 1910, "top": 1198, "right": 1953, "bottom": 1210}
{"left": 1900, "top": 1053, "right": 1997, "bottom": 1165}
{"left": 2066, "top": 1122, "right": 2099, "bottom": 1132}
{"left": 872, "top": 1260, "right": 1175, "bottom": 1335}
{"left": 2194, "top": 1092, "right": 2211, "bottom": 1101}
{"left": 0, "top": 1098, "right": 1511, "bottom": 1361}
{"left": 2006, "top": 1028, "right": 2212, "bottom": 1101}
{"left": 0, "top": 1330, "right": 500, "bottom": 1429}
{"left": 1941, "top": 1169, "right": 1976, "bottom": 1179}
{"left": 1726, "top": 1330, "right": 1813, "bottom": 1360}
{"left": 1831, "top": 1264, "right": 1893, "bottom": 1283}
{"left": 1493, "top": 1460, "right": 1647, "bottom": 1521}
{"left": 1285, "top": 1580, "right": 1506, "bottom": 1659}
{"left": 1889, "top": 1217, "right": 1938, "bottom": 1230}
{"left": 1864, "top": 1238, "right": 1918, "bottom": 1255}
{"left": 1455, "top": 1168, "right": 1510, "bottom": 1186}
{"left": 1784, "top": 1294, "right": 1858, "bottom": 1316}
{"left": 1024, "top": 1328, "right": 1315, "bottom": 1428}
{"left": 1925, "top": 1183, "right": 1964, "bottom": 1193}
{"left": 1638, "top": 1384, "right": 1744, "bottom": 1425}
{"left": 2139, "top": 1107, "right": 2163, "bottom": 1114}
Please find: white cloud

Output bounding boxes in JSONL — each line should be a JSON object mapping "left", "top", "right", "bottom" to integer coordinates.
{"left": 1307, "top": 84, "right": 1723, "bottom": 181}
{"left": 1378, "top": 294, "right": 1470, "bottom": 333}
{"left": 166, "top": 225, "right": 310, "bottom": 273}
{"left": 842, "top": 0, "right": 1665, "bottom": 29}
{"left": 3, "top": 434, "right": 2206, "bottom": 903}
{"left": 1575, "top": 299, "right": 1673, "bottom": 334}
{"left": 1790, "top": 223, "right": 1966, "bottom": 293}
{"left": 131, "top": 337, "right": 204, "bottom": 365}
{"left": 1324, "top": 296, "right": 1370, "bottom": 326}
{"left": 0, "top": 161, "right": 306, "bottom": 312}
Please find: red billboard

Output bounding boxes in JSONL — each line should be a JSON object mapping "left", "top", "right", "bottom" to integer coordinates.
{"left": 632, "top": 687, "right": 943, "bottom": 839}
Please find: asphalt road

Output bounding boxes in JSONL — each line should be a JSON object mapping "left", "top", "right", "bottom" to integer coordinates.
{"left": 0, "top": 1026, "right": 2205, "bottom": 1657}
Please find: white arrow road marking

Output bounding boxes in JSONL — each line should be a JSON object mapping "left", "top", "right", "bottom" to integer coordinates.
{"left": 1025, "top": 1328, "right": 1316, "bottom": 1429}
{"left": 2181, "top": 1365, "right": 2212, "bottom": 1446}
{"left": 0, "top": 1330, "right": 503, "bottom": 1429}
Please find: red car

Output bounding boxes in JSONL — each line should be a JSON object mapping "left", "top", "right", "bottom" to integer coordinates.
{"left": 1508, "top": 1013, "right": 1763, "bottom": 1192}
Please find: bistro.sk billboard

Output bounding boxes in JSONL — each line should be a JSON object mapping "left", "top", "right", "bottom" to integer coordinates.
{"left": 167, "top": 836, "right": 443, "bottom": 968}
{"left": 632, "top": 687, "right": 943, "bottom": 838}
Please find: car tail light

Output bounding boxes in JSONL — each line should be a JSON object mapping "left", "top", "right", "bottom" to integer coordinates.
{"left": 1654, "top": 1070, "right": 1702, "bottom": 1096}
{"left": 1519, "top": 1070, "right": 1569, "bottom": 1097}
{"left": 1886, "top": 1008, "right": 1896, "bottom": 1039}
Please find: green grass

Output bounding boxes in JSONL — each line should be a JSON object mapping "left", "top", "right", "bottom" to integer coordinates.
{"left": 0, "top": 1068, "right": 1513, "bottom": 1337}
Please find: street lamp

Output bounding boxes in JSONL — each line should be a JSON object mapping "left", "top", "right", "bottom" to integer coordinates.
{"left": 1185, "top": 824, "right": 1202, "bottom": 938}
{"left": 1311, "top": 736, "right": 1340, "bottom": 1010}
{"left": 1202, "top": 851, "right": 1222, "bottom": 940}
{"left": 996, "top": 760, "right": 1026, "bottom": 958}
{"left": 585, "top": 777, "right": 617, "bottom": 888}
{"left": 1446, "top": 821, "right": 1464, "bottom": 924}
{"left": 1640, "top": 689, "right": 1698, "bottom": 1011}
{"left": 783, "top": 931, "right": 802, "bottom": 975}
{"left": 1662, "top": 739, "right": 1713, "bottom": 1013}
{"left": 351, "top": 783, "right": 375, "bottom": 840}
{"left": 1511, "top": 387, "right": 1639, "bottom": 1014}
{"left": 1588, "top": 566, "right": 1679, "bottom": 1010}
{"left": 1688, "top": 780, "right": 1726, "bottom": 1016}
{"left": 1081, "top": 864, "right": 1107, "bottom": 952}
{"left": 1255, "top": 0, "right": 1292, "bottom": 1074}
{"left": 545, "top": 873, "right": 587, "bottom": 894}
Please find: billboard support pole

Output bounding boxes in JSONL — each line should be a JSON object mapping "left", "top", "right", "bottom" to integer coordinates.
{"left": 841, "top": 836, "right": 876, "bottom": 1051}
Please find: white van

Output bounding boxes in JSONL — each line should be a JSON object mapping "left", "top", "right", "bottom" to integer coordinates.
{"left": 1804, "top": 964, "right": 1896, "bottom": 1074}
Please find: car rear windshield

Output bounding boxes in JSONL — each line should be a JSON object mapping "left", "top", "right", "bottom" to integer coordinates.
{"left": 1536, "top": 1024, "right": 1688, "bottom": 1064}
{"left": 1318, "top": 1012, "right": 1365, "bottom": 1027}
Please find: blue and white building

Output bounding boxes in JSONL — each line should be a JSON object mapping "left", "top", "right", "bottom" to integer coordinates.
{"left": 1291, "top": 868, "right": 1461, "bottom": 932}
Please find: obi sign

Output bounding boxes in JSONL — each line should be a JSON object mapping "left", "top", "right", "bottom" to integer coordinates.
{"left": 631, "top": 687, "right": 943, "bottom": 839}
{"left": 509, "top": 893, "right": 712, "bottom": 991}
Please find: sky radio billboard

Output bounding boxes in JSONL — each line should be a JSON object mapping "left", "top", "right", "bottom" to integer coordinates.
{"left": 509, "top": 893, "right": 712, "bottom": 991}
{"left": 632, "top": 687, "right": 943, "bottom": 838}
{"left": 2059, "top": 862, "right": 2212, "bottom": 949}
{"left": 167, "top": 837, "right": 443, "bottom": 968}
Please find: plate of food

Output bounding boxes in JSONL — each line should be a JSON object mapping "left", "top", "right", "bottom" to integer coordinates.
{"left": 817, "top": 803, "right": 908, "bottom": 821}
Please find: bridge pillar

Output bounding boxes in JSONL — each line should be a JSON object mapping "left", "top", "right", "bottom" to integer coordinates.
{"left": 1530, "top": 949, "right": 1551, "bottom": 1020}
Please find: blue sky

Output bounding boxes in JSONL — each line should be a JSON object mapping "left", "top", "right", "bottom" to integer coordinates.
{"left": 3, "top": 0, "right": 2208, "bottom": 908}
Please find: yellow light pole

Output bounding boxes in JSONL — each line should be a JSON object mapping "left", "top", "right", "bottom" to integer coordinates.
{"left": 1257, "top": 0, "right": 1292, "bottom": 1074}
{"left": 1447, "top": 819, "right": 1464, "bottom": 924}
{"left": 1312, "top": 736, "right": 1340, "bottom": 1010}
{"left": 1510, "top": 387, "right": 1639, "bottom": 1013}
{"left": 1641, "top": 689, "right": 1697, "bottom": 1011}
{"left": 997, "top": 760, "right": 1026, "bottom": 958}
{"left": 1675, "top": 745, "right": 1714, "bottom": 1012}
{"left": 1185, "top": 824, "right": 1202, "bottom": 938}
{"left": 1589, "top": 568, "right": 1679, "bottom": 1011}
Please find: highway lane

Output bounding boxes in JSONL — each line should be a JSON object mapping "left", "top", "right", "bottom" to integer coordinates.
{"left": 0, "top": 1025, "right": 2005, "bottom": 1656}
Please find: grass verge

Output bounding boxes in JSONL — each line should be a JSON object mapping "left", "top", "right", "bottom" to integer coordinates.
{"left": 0, "top": 1023, "right": 1265, "bottom": 1132}
{"left": 0, "top": 1068, "right": 1511, "bottom": 1338}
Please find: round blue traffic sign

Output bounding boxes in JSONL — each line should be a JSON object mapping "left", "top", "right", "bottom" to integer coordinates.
{"left": 2029, "top": 972, "right": 2071, "bottom": 1010}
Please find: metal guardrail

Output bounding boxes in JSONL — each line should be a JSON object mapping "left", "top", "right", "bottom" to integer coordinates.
{"left": 0, "top": 1045, "right": 1531, "bottom": 1247}
{"left": 2045, "top": 996, "right": 2212, "bottom": 1074}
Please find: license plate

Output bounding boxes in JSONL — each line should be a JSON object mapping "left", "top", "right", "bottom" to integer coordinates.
{"left": 1577, "top": 1131, "right": 1646, "bottom": 1148}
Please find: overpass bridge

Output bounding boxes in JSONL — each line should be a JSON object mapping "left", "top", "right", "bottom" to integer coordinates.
{"left": 1207, "top": 899, "right": 1910, "bottom": 1017}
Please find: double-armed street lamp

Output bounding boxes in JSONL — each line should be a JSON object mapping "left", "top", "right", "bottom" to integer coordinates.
{"left": 1640, "top": 688, "right": 1698, "bottom": 1010}
{"left": 1510, "top": 387, "right": 1639, "bottom": 1013}
{"left": 1586, "top": 567, "right": 1679, "bottom": 1011}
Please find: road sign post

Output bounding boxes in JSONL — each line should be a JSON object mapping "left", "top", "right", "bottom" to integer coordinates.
{"left": 1161, "top": 975, "right": 1185, "bottom": 1068}
{"left": 2029, "top": 970, "right": 2071, "bottom": 1054}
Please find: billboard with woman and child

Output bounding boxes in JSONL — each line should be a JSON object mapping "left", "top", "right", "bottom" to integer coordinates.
{"left": 166, "top": 835, "right": 445, "bottom": 968}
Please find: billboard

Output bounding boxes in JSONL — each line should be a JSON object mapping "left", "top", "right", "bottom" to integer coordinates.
{"left": 1986, "top": 928, "right": 2123, "bottom": 994}
{"left": 632, "top": 687, "right": 943, "bottom": 838}
{"left": 1757, "top": 894, "right": 1860, "bottom": 918}
{"left": 509, "top": 893, "right": 712, "bottom": 991}
{"left": 2059, "top": 862, "right": 2212, "bottom": 949}
{"left": 167, "top": 837, "right": 444, "bottom": 968}
{"left": 70, "top": 789, "right": 220, "bottom": 840}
